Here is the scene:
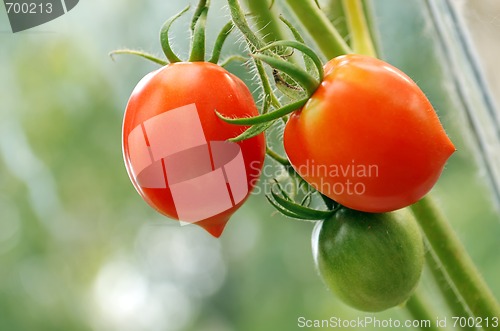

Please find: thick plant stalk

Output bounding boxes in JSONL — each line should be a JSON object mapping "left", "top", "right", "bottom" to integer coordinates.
{"left": 341, "top": 0, "right": 376, "bottom": 56}
{"left": 285, "top": 0, "right": 351, "bottom": 58}
{"left": 242, "top": 0, "right": 288, "bottom": 43}
{"left": 406, "top": 291, "right": 442, "bottom": 331}
{"left": 412, "top": 197, "right": 500, "bottom": 330}
{"left": 425, "top": 242, "right": 475, "bottom": 329}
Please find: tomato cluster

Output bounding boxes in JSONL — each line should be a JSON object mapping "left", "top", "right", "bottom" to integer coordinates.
{"left": 117, "top": 3, "right": 456, "bottom": 314}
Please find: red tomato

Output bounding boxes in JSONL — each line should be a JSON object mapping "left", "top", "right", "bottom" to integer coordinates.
{"left": 122, "top": 62, "right": 265, "bottom": 237}
{"left": 284, "top": 54, "right": 455, "bottom": 213}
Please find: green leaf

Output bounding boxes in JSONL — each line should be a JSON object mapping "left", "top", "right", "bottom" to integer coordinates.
{"left": 160, "top": 6, "right": 190, "bottom": 63}
{"left": 272, "top": 179, "right": 293, "bottom": 202}
{"left": 109, "top": 49, "right": 167, "bottom": 66}
{"left": 220, "top": 55, "right": 248, "bottom": 68}
{"left": 253, "top": 53, "right": 319, "bottom": 96}
{"left": 216, "top": 98, "right": 307, "bottom": 125}
{"left": 265, "top": 194, "right": 309, "bottom": 220}
{"left": 261, "top": 40, "right": 324, "bottom": 82}
{"left": 278, "top": 15, "right": 317, "bottom": 75}
{"left": 191, "top": 0, "right": 209, "bottom": 32}
{"left": 189, "top": 7, "right": 208, "bottom": 62}
{"left": 209, "top": 21, "right": 234, "bottom": 64}
{"left": 274, "top": 70, "right": 306, "bottom": 100}
{"left": 271, "top": 190, "right": 334, "bottom": 220}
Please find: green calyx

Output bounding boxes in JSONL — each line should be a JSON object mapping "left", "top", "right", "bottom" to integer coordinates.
{"left": 188, "top": 6, "right": 208, "bottom": 62}
{"left": 216, "top": 97, "right": 308, "bottom": 127}
{"left": 209, "top": 21, "right": 234, "bottom": 64}
{"left": 160, "top": 5, "right": 190, "bottom": 63}
{"left": 266, "top": 179, "right": 337, "bottom": 221}
{"left": 110, "top": 0, "right": 235, "bottom": 66}
{"left": 191, "top": 0, "right": 209, "bottom": 32}
{"left": 216, "top": 56, "right": 315, "bottom": 140}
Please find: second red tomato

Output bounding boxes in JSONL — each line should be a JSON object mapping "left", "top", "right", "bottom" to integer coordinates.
{"left": 284, "top": 54, "right": 455, "bottom": 213}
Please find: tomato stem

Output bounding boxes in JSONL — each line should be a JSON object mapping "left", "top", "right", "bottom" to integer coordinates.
{"left": 266, "top": 146, "right": 290, "bottom": 166}
{"left": 341, "top": 0, "right": 376, "bottom": 57}
{"left": 284, "top": 0, "right": 351, "bottom": 58}
{"left": 411, "top": 196, "right": 500, "bottom": 329}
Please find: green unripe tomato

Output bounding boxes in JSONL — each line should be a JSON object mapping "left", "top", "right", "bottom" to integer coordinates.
{"left": 312, "top": 208, "right": 424, "bottom": 312}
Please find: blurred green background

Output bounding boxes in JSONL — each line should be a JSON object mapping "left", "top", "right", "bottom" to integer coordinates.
{"left": 0, "top": 0, "right": 499, "bottom": 330}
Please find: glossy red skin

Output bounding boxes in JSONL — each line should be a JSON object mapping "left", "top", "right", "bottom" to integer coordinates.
{"left": 284, "top": 54, "right": 455, "bottom": 213}
{"left": 122, "top": 62, "right": 265, "bottom": 237}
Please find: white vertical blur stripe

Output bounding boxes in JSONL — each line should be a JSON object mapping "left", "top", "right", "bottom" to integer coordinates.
{"left": 427, "top": 0, "right": 500, "bottom": 208}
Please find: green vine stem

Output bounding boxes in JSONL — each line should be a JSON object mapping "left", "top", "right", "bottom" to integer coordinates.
{"left": 227, "top": 0, "right": 266, "bottom": 51}
{"left": 242, "top": 0, "right": 288, "bottom": 43}
{"left": 284, "top": 0, "right": 351, "bottom": 59}
{"left": 406, "top": 290, "right": 443, "bottom": 331}
{"left": 411, "top": 197, "right": 500, "bottom": 329}
{"left": 341, "top": 0, "right": 376, "bottom": 57}
{"left": 425, "top": 242, "right": 475, "bottom": 329}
